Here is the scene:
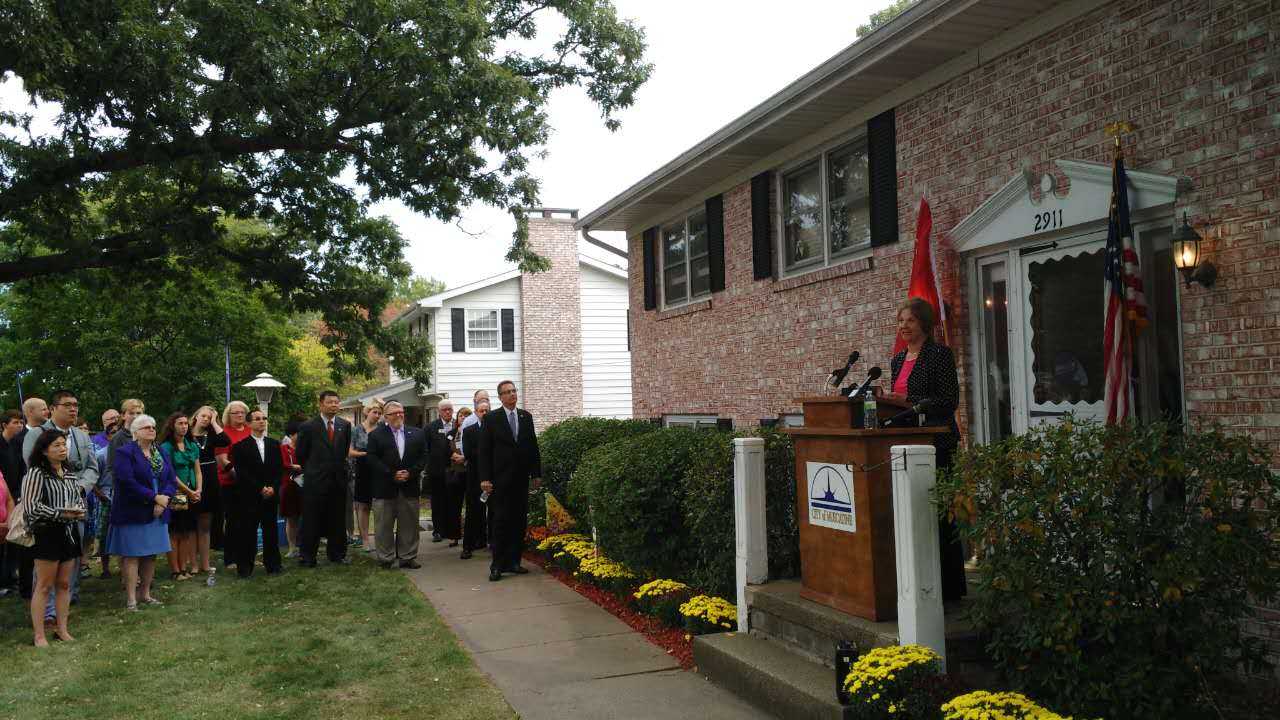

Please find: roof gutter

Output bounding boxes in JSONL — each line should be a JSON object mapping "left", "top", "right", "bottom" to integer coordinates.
{"left": 581, "top": 225, "right": 628, "bottom": 259}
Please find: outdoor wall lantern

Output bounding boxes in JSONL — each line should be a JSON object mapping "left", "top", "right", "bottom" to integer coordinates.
{"left": 1171, "top": 212, "right": 1217, "bottom": 288}
{"left": 243, "top": 372, "right": 287, "bottom": 415}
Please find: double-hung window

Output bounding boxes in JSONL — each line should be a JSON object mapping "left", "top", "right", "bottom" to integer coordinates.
{"left": 662, "top": 210, "right": 711, "bottom": 307}
{"left": 781, "top": 137, "right": 871, "bottom": 274}
{"left": 466, "top": 309, "right": 499, "bottom": 350}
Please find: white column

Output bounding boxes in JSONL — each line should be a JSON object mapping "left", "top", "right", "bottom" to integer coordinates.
{"left": 733, "top": 437, "right": 768, "bottom": 632}
{"left": 891, "top": 444, "right": 947, "bottom": 670}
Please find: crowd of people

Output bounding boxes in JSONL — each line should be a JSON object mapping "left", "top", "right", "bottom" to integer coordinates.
{"left": 0, "top": 381, "right": 542, "bottom": 648}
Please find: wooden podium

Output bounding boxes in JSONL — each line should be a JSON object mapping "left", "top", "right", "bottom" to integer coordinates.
{"left": 783, "top": 396, "right": 939, "bottom": 621}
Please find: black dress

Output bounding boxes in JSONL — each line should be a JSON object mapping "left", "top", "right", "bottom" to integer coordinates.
{"left": 889, "top": 340, "right": 967, "bottom": 602}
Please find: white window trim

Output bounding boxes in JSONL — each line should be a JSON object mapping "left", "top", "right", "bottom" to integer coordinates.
{"left": 465, "top": 308, "right": 501, "bottom": 352}
{"left": 664, "top": 414, "right": 720, "bottom": 429}
{"left": 775, "top": 133, "right": 874, "bottom": 279}
{"left": 660, "top": 207, "right": 712, "bottom": 310}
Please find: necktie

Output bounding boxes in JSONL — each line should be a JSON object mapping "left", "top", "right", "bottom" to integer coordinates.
{"left": 508, "top": 409, "right": 519, "bottom": 438}
{"left": 327, "top": 418, "right": 335, "bottom": 444}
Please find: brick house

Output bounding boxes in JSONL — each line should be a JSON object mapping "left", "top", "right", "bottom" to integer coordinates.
{"left": 342, "top": 209, "right": 632, "bottom": 427}
{"left": 579, "top": 0, "right": 1278, "bottom": 661}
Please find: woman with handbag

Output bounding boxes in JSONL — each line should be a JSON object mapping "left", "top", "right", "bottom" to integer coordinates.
{"left": 108, "top": 414, "right": 177, "bottom": 611}
{"left": 159, "top": 412, "right": 201, "bottom": 580}
{"left": 22, "top": 430, "right": 86, "bottom": 647}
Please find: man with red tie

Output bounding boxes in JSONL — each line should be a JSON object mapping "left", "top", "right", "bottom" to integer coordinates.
{"left": 294, "top": 391, "right": 352, "bottom": 567}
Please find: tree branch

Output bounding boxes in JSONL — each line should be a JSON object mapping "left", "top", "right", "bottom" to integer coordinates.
{"left": 0, "top": 237, "right": 170, "bottom": 283}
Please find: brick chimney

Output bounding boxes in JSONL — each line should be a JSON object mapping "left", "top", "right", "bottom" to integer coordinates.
{"left": 519, "top": 208, "right": 583, "bottom": 428}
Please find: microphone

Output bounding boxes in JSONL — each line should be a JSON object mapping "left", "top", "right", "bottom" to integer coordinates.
{"left": 825, "top": 351, "right": 860, "bottom": 388}
{"left": 842, "top": 366, "right": 882, "bottom": 398}
{"left": 883, "top": 398, "right": 938, "bottom": 427}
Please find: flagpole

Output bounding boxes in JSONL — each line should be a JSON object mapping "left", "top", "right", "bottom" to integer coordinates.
{"left": 1105, "top": 121, "right": 1141, "bottom": 420}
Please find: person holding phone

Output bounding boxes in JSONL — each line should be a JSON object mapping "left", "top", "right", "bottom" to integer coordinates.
{"left": 22, "top": 430, "right": 86, "bottom": 647}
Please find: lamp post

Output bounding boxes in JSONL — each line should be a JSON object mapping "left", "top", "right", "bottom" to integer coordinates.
{"left": 243, "top": 372, "right": 287, "bottom": 418}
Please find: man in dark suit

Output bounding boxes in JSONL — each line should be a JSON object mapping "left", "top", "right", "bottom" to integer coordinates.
{"left": 228, "top": 409, "right": 284, "bottom": 576}
{"left": 478, "top": 380, "right": 541, "bottom": 582}
{"left": 293, "top": 390, "right": 353, "bottom": 566}
{"left": 364, "top": 401, "right": 428, "bottom": 569}
{"left": 423, "top": 400, "right": 456, "bottom": 544}
{"left": 459, "top": 400, "right": 490, "bottom": 560}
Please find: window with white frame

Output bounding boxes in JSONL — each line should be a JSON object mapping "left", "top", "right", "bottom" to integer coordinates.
{"left": 664, "top": 415, "right": 720, "bottom": 430}
{"left": 781, "top": 137, "right": 870, "bottom": 273}
{"left": 662, "top": 209, "right": 711, "bottom": 307}
{"left": 466, "top": 309, "right": 499, "bottom": 350}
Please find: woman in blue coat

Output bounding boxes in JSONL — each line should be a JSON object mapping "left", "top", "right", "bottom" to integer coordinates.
{"left": 108, "top": 414, "right": 177, "bottom": 611}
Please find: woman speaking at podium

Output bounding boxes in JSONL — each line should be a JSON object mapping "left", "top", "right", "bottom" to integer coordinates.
{"left": 880, "top": 297, "right": 966, "bottom": 602}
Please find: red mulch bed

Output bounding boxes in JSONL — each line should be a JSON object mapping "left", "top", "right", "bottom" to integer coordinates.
{"left": 524, "top": 550, "right": 695, "bottom": 670}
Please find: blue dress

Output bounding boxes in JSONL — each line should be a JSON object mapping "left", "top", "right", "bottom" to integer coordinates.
{"left": 107, "top": 457, "right": 172, "bottom": 558}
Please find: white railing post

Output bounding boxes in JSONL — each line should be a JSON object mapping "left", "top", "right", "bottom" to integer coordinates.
{"left": 891, "top": 444, "right": 947, "bottom": 671}
{"left": 734, "top": 437, "right": 768, "bottom": 632}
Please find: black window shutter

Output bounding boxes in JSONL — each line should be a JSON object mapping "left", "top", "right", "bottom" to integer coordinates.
{"left": 451, "top": 308, "right": 465, "bottom": 352}
{"left": 642, "top": 227, "right": 658, "bottom": 310}
{"left": 705, "top": 194, "right": 726, "bottom": 293}
{"left": 868, "top": 108, "right": 899, "bottom": 247}
{"left": 500, "top": 308, "right": 515, "bottom": 352}
{"left": 750, "top": 172, "right": 773, "bottom": 280}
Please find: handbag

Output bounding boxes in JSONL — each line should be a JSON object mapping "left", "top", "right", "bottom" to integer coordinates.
{"left": 4, "top": 499, "right": 36, "bottom": 547}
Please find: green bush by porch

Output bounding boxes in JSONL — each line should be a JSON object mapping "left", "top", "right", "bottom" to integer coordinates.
{"left": 936, "top": 418, "right": 1280, "bottom": 719}
{"left": 531, "top": 416, "right": 659, "bottom": 524}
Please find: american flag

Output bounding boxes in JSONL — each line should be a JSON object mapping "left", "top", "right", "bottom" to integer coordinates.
{"left": 1102, "top": 141, "right": 1148, "bottom": 424}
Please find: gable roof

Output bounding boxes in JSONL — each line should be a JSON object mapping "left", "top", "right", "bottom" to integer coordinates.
{"left": 578, "top": 0, "right": 1078, "bottom": 232}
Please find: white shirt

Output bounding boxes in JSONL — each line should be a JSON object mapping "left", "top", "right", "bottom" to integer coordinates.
{"left": 253, "top": 433, "right": 266, "bottom": 462}
{"left": 391, "top": 425, "right": 405, "bottom": 460}
{"left": 457, "top": 413, "right": 480, "bottom": 452}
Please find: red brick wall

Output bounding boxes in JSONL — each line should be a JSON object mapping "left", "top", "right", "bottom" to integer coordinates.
{"left": 521, "top": 215, "right": 584, "bottom": 427}
{"left": 626, "top": 0, "right": 1278, "bottom": 673}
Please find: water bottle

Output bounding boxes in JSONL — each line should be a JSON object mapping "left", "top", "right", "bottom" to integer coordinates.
{"left": 206, "top": 568, "right": 216, "bottom": 588}
{"left": 480, "top": 490, "right": 490, "bottom": 504}
{"left": 862, "top": 391, "right": 878, "bottom": 430}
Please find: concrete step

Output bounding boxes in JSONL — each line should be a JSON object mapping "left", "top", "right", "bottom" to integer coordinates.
{"left": 694, "top": 631, "right": 852, "bottom": 720}
{"left": 746, "top": 580, "right": 986, "bottom": 670}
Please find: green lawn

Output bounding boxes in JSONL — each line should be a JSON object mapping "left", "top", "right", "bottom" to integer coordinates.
{"left": 0, "top": 552, "right": 514, "bottom": 720}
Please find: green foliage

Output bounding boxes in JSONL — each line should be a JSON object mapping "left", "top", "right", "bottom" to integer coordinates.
{"left": 857, "top": 0, "right": 920, "bottom": 37}
{"left": 391, "top": 274, "right": 446, "bottom": 305}
{"left": 531, "top": 416, "right": 659, "bottom": 523}
{"left": 935, "top": 418, "right": 1280, "bottom": 719}
{"left": 0, "top": 263, "right": 315, "bottom": 432}
{"left": 0, "top": 0, "right": 652, "bottom": 385}
{"left": 681, "top": 427, "right": 800, "bottom": 598}
{"left": 569, "top": 427, "right": 719, "bottom": 580}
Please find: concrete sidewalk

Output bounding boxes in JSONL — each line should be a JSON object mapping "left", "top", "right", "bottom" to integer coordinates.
{"left": 405, "top": 537, "right": 772, "bottom": 720}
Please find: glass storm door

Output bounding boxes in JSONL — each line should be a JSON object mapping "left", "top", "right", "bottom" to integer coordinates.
{"left": 976, "top": 258, "right": 1013, "bottom": 442}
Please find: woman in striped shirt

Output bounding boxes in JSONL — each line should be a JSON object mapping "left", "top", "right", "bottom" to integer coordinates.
{"left": 24, "top": 429, "right": 87, "bottom": 647}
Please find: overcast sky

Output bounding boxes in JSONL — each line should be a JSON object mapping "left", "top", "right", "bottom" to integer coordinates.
{"left": 1, "top": 1, "right": 890, "bottom": 287}
{"left": 389, "top": 0, "right": 889, "bottom": 286}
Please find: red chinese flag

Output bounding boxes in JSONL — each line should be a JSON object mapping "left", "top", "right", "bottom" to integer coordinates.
{"left": 893, "top": 198, "right": 948, "bottom": 355}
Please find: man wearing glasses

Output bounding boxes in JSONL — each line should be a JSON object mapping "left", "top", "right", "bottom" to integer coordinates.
{"left": 22, "top": 390, "right": 99, "bottom": 621}
{"left": 364, "top": 401, "right": 428, "bottom": 569}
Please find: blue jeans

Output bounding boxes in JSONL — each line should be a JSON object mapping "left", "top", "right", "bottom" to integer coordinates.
{"left": 44, "top": 521, "right": 83, "bottom": 619}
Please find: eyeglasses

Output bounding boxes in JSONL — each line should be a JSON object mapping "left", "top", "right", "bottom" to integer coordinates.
{"left": 385, "top": 411, "right": 405, "bottom": 417}
{"left": 57, "top": 401, "right": 79, "bottom": 408}
{"left": 137, "top": 426, "right": 156, "bottom": 432}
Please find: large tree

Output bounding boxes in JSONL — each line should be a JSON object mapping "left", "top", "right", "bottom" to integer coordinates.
{"left": 0, "top": 0, "right": 650, "bottom": 385}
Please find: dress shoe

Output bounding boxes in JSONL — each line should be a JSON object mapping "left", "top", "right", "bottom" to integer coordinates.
{"left": 380, "top": 561, "right": 394, "bottom": 570}
{"left": 460, "top": 550, "right": 473, "bottom": 560}
{"left": 506, "top": 565, "right": 529, "bottom": 575}
{"left": 399, "top": 560, "right": 422, "bottom": 569}
{"left": 488, "top": 569, "right": 502, "bottom": 582}
{"left": 431, "top": 534, "right": 443, "bottom": 543}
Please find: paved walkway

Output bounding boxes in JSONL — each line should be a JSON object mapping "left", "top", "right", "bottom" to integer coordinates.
{"left": 405, "top": 536, "right": 772, "bottom": 720}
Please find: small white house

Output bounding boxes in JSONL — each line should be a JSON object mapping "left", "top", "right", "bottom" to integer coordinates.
{"left": 343, "top": 209, "right": 632, "bottom": 429}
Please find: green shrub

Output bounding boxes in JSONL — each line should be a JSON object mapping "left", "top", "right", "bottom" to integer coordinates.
{"left": 935, "top": 418, "right": 1280, "bottom": 719}
{"left": 569, "top": 427, "right": 718, "bottom": 579}
{"left": 531, "top": 416, "right": 659, "bottom": 524}
{"left": 681, "top": 426, "right": 801, "bottom": 598}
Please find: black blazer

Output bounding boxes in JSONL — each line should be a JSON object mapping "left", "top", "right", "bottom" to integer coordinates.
{"left": 478, "top": 406, "right": 542, "bottom": 499}
{"left": 889, "top": 339, "right": 961, "bottom": 453}
{"left": 462, "top": 421, "right": 483, "bottom": 489}
{"left": 364, "top": 423, "right": 428, "bottom": 498}
{"left": 423, "top": 418, "right": 454, "bottom": 480}
{"left": 294, "top": 414, "right": 352, "bottom": 492}
{"left": 230, "top": 434, "right": 284, "bottom": 502}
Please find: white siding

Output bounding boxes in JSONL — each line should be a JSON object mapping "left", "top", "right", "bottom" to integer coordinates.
{"left": 580, "top": 264, "right": 632, "bottom": 418}
{"left": 433, "top": 278, "right": 523, "bottom": 410}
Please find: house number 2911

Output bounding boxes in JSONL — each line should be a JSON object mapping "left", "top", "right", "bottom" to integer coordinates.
{"left": 1034, "top": 209, "right": 1063, "bottom": 232}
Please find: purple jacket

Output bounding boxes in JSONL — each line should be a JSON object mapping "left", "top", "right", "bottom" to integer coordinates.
{"left": 110, "top": 442, "right": 178, "bottom": 526}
